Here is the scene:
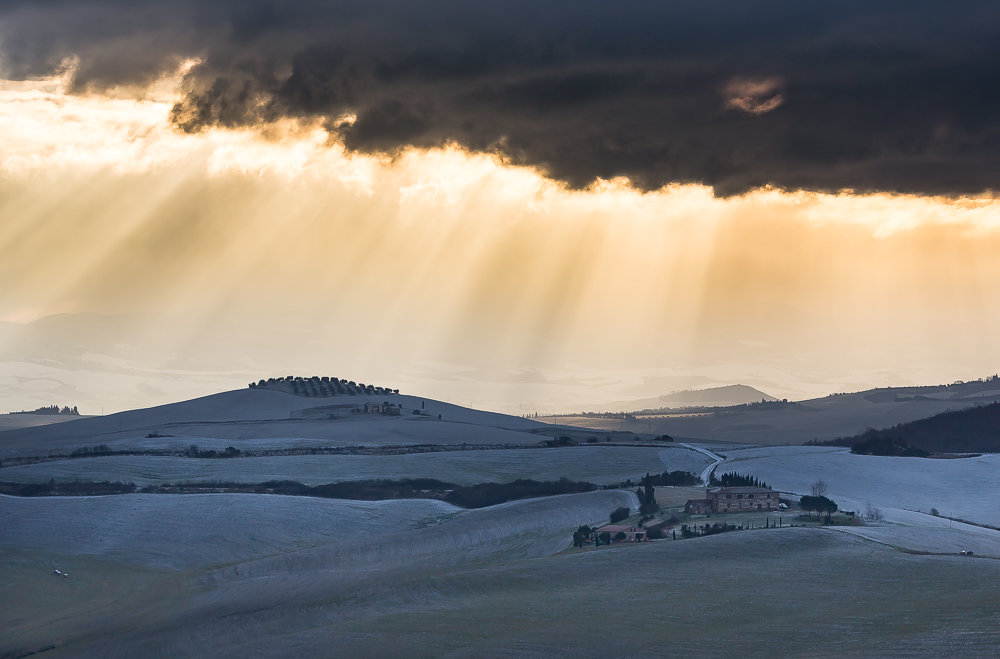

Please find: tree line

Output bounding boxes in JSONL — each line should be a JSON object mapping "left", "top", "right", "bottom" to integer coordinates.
{"left": 710, "top": 472, "right": 771, "bottom": 489}
{"left": 0, "top": 476, "right": 599, "bottom": 509}
{"left": 816, "top": 400, "right": 1000, "bottom": 454}
{"left": 249, "top": 376, "right": 399, "bottom": 398}
{"left": 7, "top": 405, "right": 79, "bottom": 415}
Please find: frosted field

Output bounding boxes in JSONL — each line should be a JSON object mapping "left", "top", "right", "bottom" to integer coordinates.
{"left": 547, "top": 389, "right": 1000, "bottom": 444}
{"left": 0, "top": 414, "right": 88, "bottom": 431}
{"left": 0, "top": 416, "right": 549, "bottom": 459}
{"left": 718, "top": 444, "right": 1000, "bottom": 527}
{"left": 0, "top": 446, "right": 712, "bottom": 486}
{"left": 0, "top": 388, "right": 544, "bottom": 457}
{"left": 0, "top": 489, "right": 634, "bottom": 571}
{"left": 10, "top": 527, "right": 998, "bottom": 658}
{"left": 0, "top": 493, "right": 459, "bottom": 569}
{"left": 5, "top": 388, "right": 1000, "bottom": 657}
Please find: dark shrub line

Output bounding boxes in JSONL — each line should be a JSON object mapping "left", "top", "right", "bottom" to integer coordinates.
{"left": 812, "top": 400, "right": 1000, "bottom": 454}
{"left": 0, "top": 477, "right": 599, "bottom": 509}
{"left": 0, "top": 443, "right": 544, "bottom": 467}
{"left": 610, "top": 470, "right": 700, "bottom": 489}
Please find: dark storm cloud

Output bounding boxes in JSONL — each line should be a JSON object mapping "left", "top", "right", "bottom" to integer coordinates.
{"left": 2, "top": 0, "right": 1000, "bottom": 195}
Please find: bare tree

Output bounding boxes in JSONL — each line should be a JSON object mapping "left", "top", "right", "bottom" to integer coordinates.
{"left": 864, "top": 500, "right": 884, "bottom": 523}
{"left": 810, "top": 479, "right": 829, "bottom": 497}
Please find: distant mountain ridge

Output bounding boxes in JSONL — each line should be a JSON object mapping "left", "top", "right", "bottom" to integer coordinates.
{"left": 578, "top": 384, "right": 776, "bottom": 414}
{"left": 548, "top": 375, "right": 1000, "bottom": 445}
{"left": 656, "top": 384, "right": 777, "bottom": 407}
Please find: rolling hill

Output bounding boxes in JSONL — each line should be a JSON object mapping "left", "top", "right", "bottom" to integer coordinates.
{"left": 3, "top": 382, "right": 1000, "bottom": 657}
{"left": 545, "top": 378, "right": 1000, "bottom": 445}
{"left": 830, "top": 401, "right": 1000, "bottom": 453}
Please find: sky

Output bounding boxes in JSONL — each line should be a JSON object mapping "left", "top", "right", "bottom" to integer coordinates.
{"left": 1, "top": 1, "right": 999, "bottom": 414}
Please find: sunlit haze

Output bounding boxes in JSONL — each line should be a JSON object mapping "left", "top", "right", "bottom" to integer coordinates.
{"left": 2, "top": 66, "right": 999, "bottom": 414}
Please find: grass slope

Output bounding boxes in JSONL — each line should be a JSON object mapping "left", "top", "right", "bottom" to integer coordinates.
{"left": 719, "top": 445, "right": 1000, "bottom": 527}
{"left": 0, "top": 388, "right": 545, "bottom": 458}
{"left": 833, "top": 401, "right": 1000, "bottom": 453}
{"left": 12, "top": 528, "right": 998, "bottom": 657}
{"left": 545, "top": 386, "right": 1000, "bottom": 445}
{"left": 0, "top": 446, "right": 711, "bottom": 487}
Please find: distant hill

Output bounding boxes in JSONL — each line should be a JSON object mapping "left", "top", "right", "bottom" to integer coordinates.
{"left": 655, "top": 385, "right": 777, "bottom": 408}
{"left": 545, "top": 376, "right": 1000, "bottom": 445}
{"left": 579, "top": 384, "right": 776, "bottom": 414}
{"left": 0, "top": 387, "right": 545, "bottom": 459}
{"left": 829, "top": 401, "right": 1000, "bottom": 454}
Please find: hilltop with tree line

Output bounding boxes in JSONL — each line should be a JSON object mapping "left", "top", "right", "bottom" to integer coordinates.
{"left": 6, "top": 405, "right": 79, "bottom": 416}
{"left": 249, "top": 376, "right": 399, "bottom": 398}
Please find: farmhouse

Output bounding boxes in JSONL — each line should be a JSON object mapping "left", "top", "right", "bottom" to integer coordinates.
{"left": 684, "top": 487, "right": 780, "bottom": 514}
{"left": 684, "top": 498, "right": 713, "bottom": 515}
{"left": 596, "top": 524, "right": 647, "bottom": 542}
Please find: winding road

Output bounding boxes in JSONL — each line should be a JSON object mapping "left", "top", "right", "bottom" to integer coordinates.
{"left": 678, "top": 442, "right": 725, "bottom": 485}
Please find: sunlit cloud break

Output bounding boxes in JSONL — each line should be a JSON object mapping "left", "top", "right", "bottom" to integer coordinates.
{"left": 724, "top": 77, "right": 784, "bottom": 115}
{"left": 2, "top": 65, "right": 1000, "bottom": 413}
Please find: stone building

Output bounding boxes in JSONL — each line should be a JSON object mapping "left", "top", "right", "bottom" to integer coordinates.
{"left": 595, "top": 524, "right": 647, "bottom": 542}
{"left": 684, "top": 486, "right": 780, "bottom": 514}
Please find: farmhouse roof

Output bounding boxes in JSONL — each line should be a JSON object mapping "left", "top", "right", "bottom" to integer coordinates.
{"left": 709, "top": 486, "right": 773, "bottom": 494}
{"left": 597, "top": 524, "right": 641, "bottom": 533}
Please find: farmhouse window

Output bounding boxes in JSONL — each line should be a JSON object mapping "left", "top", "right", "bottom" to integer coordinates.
{"left": 736, "top": 494, "right": 743, "bottom": 499}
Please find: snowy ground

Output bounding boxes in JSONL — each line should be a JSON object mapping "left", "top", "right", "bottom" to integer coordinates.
{"left": 0, "top": 493, "right": 459, "bottom": 569}
{"left": 718, "top": 445, "right": 1000, "bottom": 527}
{"left": 7, "top": 527, "right": 998, "bottom": 658}
{"left": 0, "top": 445, "right": 711, "bottom": 487}
{"left": 0, "top": 414, "right": 89, "bottom": 431}
{"left": 544, "top": 387, "right": 1000, "bottom": 444}
{"left": 0, "top": 490, "right": 635, "bottom": 570}
{"left": 0, "top": 388, "right": 544, "bottom": 458}
{"left": 3, "top": 388, "right": 999, "bottom": 657}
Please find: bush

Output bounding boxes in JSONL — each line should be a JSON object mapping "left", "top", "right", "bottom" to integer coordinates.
{"left": 572, "top": 525, "right": 594, "bottom": 547}
{"left": 609, "top": 506, "right": 630, "bottom": 523}
{"left": 543, "top": 436, "right": 578, "bottom": 447}
{"left": 851, "top": 437, "right": 929, "bottom": 457}
{"left": 639, "top": 501, "right": 660, "bottom": 515}
{"left": 799, "top": 495, "right": 838, "bottom": 519}
{"left": 648, "top": 470, "right": 700, "bottom": 486}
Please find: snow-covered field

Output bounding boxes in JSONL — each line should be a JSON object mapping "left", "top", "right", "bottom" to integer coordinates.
{"left": 547, "top": 388, "right": 1000, "bottom": 444}
{"left": 0, "top": 489, "right": 634, "bottom": 570}
{"left": 0, "top": 414, "right": 89, "bottom": 431}
{"left": 3, "top": 388, "right": 999, "bottom": 657}
{"left": 0, "top": 445, "right": 712, "bottom": 486}
{"left": 718, "top": 444, "right": 1000, "bottom": 527}
{"left": 0, "top": 388, "right": 545, "bottom": 458}
{"left": 0, "top": 493, "right": 459, "bottom": 569}
{"left": 10, "top": 527, "right": 998, "bottom": 658}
